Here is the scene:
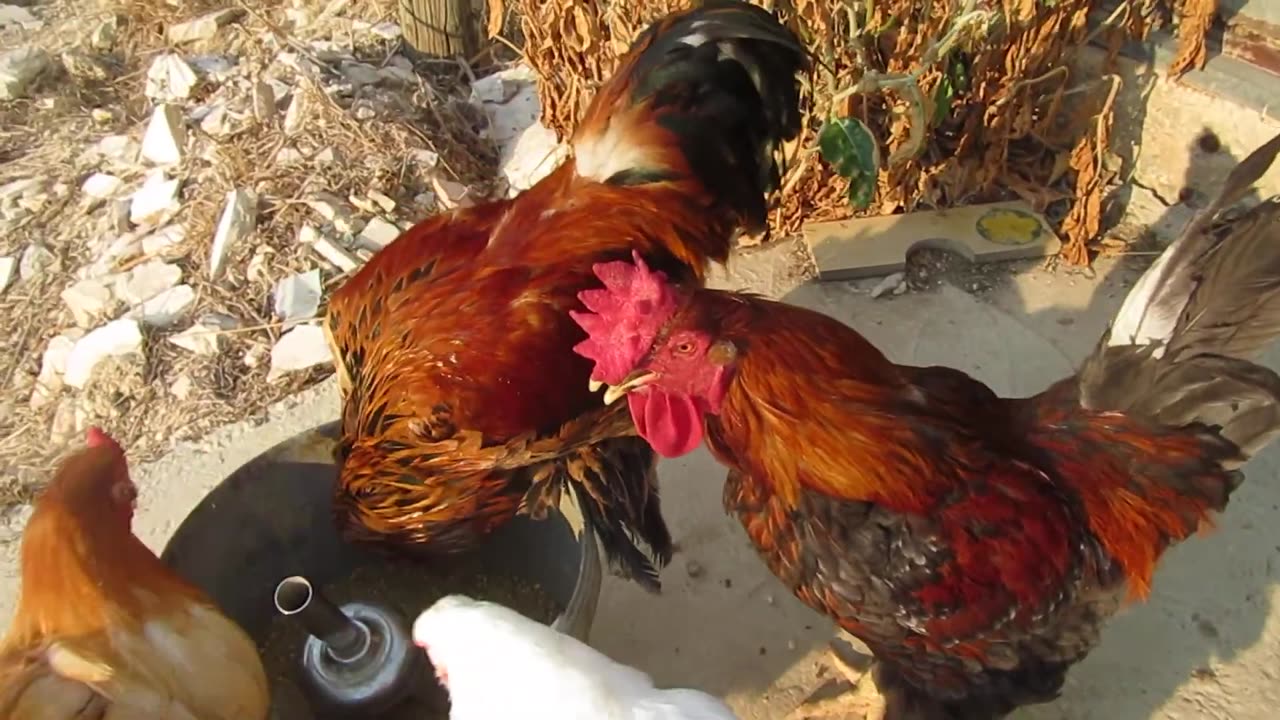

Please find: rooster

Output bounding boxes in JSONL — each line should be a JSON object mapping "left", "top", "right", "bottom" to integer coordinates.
{"left": 570, "top": 132, "right": 1280, "bottom": 719}
{"left": 325, "top": 0, "right": 807, "bottom": 590}
{"left": 0, "top": 427, "right": 269, "bottom": 720}
{"left": 412, "top": 594, "right": 738, "bottom": 719}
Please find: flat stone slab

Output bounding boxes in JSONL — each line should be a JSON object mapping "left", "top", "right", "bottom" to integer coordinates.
{"left": 803, "top": 201, "right": 1062, "bottom": 281}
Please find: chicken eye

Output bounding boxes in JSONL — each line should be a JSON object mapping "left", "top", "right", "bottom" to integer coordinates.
{"left": 673, "top": 341, "right": 696, "bottom": 356}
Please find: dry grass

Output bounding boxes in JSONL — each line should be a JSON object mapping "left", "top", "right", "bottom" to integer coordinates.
{"left": 0, "top": 0, "right": 498, "bottom": 509}
{"left": 504, "top": 0, "right": 1210, "bottom": 262}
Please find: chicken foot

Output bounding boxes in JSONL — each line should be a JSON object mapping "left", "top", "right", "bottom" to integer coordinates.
{"left": 785, "top": 639, "right": 887, "bottom": 720}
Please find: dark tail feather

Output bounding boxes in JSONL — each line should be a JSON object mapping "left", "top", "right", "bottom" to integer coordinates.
{"left": 542, "top": 437, "right": 672, "bottom": 593}
{"left": 573, "top": 0, "right": 808, "bottom": 234}
{"left": 1079, "top": 131, "right": 1280, "bottom": 463}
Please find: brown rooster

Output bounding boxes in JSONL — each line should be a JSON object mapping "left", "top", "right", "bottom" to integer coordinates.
{"left": 325, "top": 0, "right": 807, "bottom": 589}
{"left": 0, "top": 427, "right": 269, "bottom": 720}
{"left": 570, "top": 132, "right": 1280, "bottom": 718}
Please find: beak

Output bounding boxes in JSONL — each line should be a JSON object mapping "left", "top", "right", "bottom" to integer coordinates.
{"left": 589, "top": 378, "right": 603, "bottom": 393}
{"left": 601, "top": 369, "right": 658, "bottom": 406}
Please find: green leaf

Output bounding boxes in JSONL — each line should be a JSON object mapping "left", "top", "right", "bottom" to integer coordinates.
{"left": 818, "top": 117, "right": 880, "bottom": 211}
{"left": 932, "top": 71, "right": 955, "bottom": 126}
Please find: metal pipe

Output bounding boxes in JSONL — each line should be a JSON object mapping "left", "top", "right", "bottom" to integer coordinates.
{"left": 274, "top": 576, "right": 369, "bottom": 662}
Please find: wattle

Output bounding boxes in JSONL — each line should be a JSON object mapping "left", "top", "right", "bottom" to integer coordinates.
{"left": 628, "top": 387, "right": 705, "bottom": 458}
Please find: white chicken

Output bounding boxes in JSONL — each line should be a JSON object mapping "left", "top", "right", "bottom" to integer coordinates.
{"left": 412, "top": 594, "right": 738, "bottom": 720}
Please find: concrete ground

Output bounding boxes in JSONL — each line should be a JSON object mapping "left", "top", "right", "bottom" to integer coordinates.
{"left": 4, "top": 237, "right": 1280, "bottom": 720}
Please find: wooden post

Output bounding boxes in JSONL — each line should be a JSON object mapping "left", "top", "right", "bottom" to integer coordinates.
{"left": 398, "top": 0, "right": 483, "bottom": 58}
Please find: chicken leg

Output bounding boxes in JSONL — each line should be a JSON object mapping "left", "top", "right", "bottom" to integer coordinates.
{"left": 786, "top": 639, "right": 887, "bottom": 720}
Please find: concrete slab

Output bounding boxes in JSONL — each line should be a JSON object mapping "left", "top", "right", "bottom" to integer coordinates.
{"left": 3, "top": 245, "right": 1280, "bottom": 720}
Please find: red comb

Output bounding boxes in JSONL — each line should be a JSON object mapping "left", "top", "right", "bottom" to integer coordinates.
{"left": 85, "top": 426, "right": 120, "bottom": 451}
{"left": 570, "top": 251, "right": 681, "bottom": 385}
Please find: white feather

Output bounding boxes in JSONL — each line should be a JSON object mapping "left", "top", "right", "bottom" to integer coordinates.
{"left": 1106, "top": 236, "right": 1186, "bottom": 359}
{"left": 413, "top": 595, "right": 738, "bottom": 720}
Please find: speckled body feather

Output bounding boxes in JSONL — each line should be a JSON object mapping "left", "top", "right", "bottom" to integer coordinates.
{"left": 326, "top": 0, "right": 807, "bottom": 588}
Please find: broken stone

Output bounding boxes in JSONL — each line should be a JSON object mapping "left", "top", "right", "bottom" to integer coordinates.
{"left": 358, "top": 217, "right": 400, "bottom": 250}
{"left": 409, "top": 148, "right": 439, "bottom": 170}
{"left": 81, "top": 173, "right": 123, "bottom": 200}
{"left": 209, "top": 189, "right": 258, "bottom": 279}
{"left": 186, "top": 54, "right": 237, "bottom": 82}
{"left": 130, "top": 170, "right": 181, "bottom": 226}
{"left": 169, "top": 320, "right": 222, "bottom": 355}
{"left": 299, "top": 223, "right": 360, "bottom": 272}
{"left": 470, "top": 73, "right": 515, "bottom": 105}
{"left": 378, "top": 65, "right": 416, "bottom": 86}
{"left": 870, "top": 272, "right": 906, "bottom": 299}
{"left": 367, "top": 189, "right": 397, "bottom": 213}
{"left": 370, "top": 21, "right": 402, "bottom": 40}
{"left": 169, "top": 373, "right": 193, "bottom": 400}
{"left": 273, "top": 269, "right": 322, "bottom": 324}
{"left": 144, "top": 53, "right": 198, "bottom": 101}
{"left": 129, "top": 284, "right": 194, "bottom": 327}
{"left": 0, "top": 48, "right": 50, "bottom": 100}
{"left": 243, "top": 344, "right": 268, "bottom": 369}
{"left": 313, "top": 146, "right": 337, "bottom": 165}
{"left": 339, "top": 61, "right": 380, "bottom": 87}
{"left": 90, "top": 134, "right": 139, "bottom": 165}
{"left": 269, "top": 324, "right": 332, "bottom": 378}
{"left": 167, "top": 8, "right": 244, "bottom": 45}
{"left": 61, "top": 278, "right": 115, "bottom": 327}
{"left": 274, "top": 147, "right": 304, "bottom": 165}
{"left": 49, "top": 397, "right": 77, "bottom": 443}
{"left": 140, "top": 223, "right": 187, "bottom": 256}
{"left": 198, "top": 101, "right": 231, "bottom": 136}
{"left": 117, "top": 259, "right": 181, "bottom": 305}
{"left": 306, "top": 193, "right": 361, "bottom": 233}
{"left": 31, "top": 332, "right": 80, "bottom": 409}
{"left": 18, "top": 243, "right": 55, "bottom": 281}
{"left": 90, "top": 108, "right": 115, "bottom": 124}
{"left": 283, "top": 91, "right": 307, "bottom": 135}
{"left": 246, "top": 244, "right": 274, "bottom": 285}
{"left": 252, "top": 80, "right": 276, "bottom": 122}
{"left": 89, "top": 16, "right": 118, "bottom": 50}
{"left": 64, "top": 319, "right": 143, "bottom": 389}
{"left": 431, "top": 175, "right": 472, "bottom": 210}
{"left": 0, "top": 5, "right": 43, "bottom": 31}
{"left": 61, "top": 50, "right": 110, "bottom": 81}
{"left": 0, "top": 256, "right": 13, "bottom": 293}
{"left": 141, "top": 104, "right": 186, "bottom": 165}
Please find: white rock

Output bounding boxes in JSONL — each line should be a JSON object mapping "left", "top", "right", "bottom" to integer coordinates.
{"left": 141, "top": 104, "right": 187, "bottom": 165}
{"left": 358, "top": 217, "right": 400, "bottom": 250}
{"left": 209, "top": 189, "right": 257, "bottom": 279}
{"left": 169, "top": 373, "right": 193, "bottom": 399}
{"left": 198, "top": 101, "right": 231, "bottom": 136}
{"left": 130, "top": 170, "right": 181, "bottom": 226}
{"left": 90, "top": 134, "right": 139, "bottom": 165}
{"left": 370, "top": 21, "right": 401, "bottom": 39}
{"left": 501, "top": 121, "right": 567, "bottom": 194}
{"left": 273, "top": 269, "right": 322, "bottom": 324}
{"left": 61, "top": 278, "right": 115, "bottom": 327}
{"left": 64, "top": 319, "right": 143, "bottom": 389}
{"left": 31, "top": 333, "right": 79, "bottom": 409}
{"left": 431, "top": 175, "right": 472, "bottom": 210}
{"left": 0, "top": 256, "right": 13, "bottom": 293}
{"left": 367, "top": 189, "right": 397, "bottom": 213}
{"left": 81, "top": 172, "right": 123, "bottom": 200}
{"left": 306, "top": 193, "right": 360, "bottom": 231}
{"left": 0, "top": 5, "right": 42, "bottom": 30}
{"left": 0, "top": 48, "right": 50, "bottom": 100}
{"left": 269, "top": 324, "right": 332, "bottom": 378}
{"left": 129, "top": 284, "right": 194, "bottom": 327}
{"left": 18, "top": 243, "right": 55, "bottom": 280}
{"left": 299, "top": 224, "right": 360, "bottom": 272}
{"left": 145, "top": 53, "right": 198, "bottom": 101}
{"left": 169, "top": 321, "right": 222, "bottom": 355}
{"left": 870, "top": 272, "right": 906, "bottom": 299}
{"left": 168, "top": 8, "right": 243, "bottom": 45}
{"left": 140, "top": 223, "right": 187, "bottom": 256}
{"left": 409, "top": 148, "right": 439, "bottom": 170}
{"left": 117, "top": 259, "right": 181, "bottom": 305}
